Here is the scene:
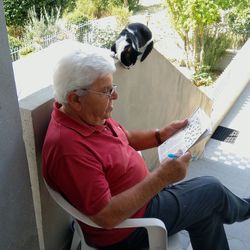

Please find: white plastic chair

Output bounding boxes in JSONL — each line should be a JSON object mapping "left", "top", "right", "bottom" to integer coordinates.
{"left": 44, "top": 181, "right": 183, "bottom": 250}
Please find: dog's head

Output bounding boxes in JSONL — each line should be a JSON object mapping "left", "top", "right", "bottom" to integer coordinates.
{"left": 116, "top": 38, "right": 142, "bottom": 69}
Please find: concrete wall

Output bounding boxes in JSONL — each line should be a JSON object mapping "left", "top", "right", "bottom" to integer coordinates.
{"left": 19, "top": 87, "right": 72, "bottom": 250}
{"left": 16, "top": 40, "right": 212, "bottom": 249}
{"left": 0, "top": 2, "right": 39, "bottom": 249}
{"left": 112, "top": 47, "right": 213, "bottom": 167}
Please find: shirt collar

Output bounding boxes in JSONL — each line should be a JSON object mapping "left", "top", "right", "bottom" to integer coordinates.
{"left": 52, "top": 102, "right": 107, "bottom": 137}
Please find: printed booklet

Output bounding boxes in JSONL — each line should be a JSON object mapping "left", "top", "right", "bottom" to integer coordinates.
{"left": 158, "top": 107, "right": 212, "bottom": 163}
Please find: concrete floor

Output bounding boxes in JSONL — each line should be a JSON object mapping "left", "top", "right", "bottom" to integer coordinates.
{"left": 181, "top": 81, "right": 250, "bottom": 249}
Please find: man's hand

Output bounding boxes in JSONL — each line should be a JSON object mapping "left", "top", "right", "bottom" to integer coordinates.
{"left": 156, "top": 151, "right": 191, "bottom": 185}
{"left": 90, "top": 151, "right": 191, "bottom": 229}
{"left": 160, "top": 119, "right": 188, "bottom": 142}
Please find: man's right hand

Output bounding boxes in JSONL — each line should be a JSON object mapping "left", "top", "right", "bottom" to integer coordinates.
{"left": 157, "top": 151, "right": 192, "bottom": 185}
{"left": 90, "top": 151, "right": 191, "bottom": 229}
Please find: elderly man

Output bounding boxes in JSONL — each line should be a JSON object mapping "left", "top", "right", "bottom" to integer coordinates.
{"left": 42, "top": 44, "right": 250, "bottom": 250}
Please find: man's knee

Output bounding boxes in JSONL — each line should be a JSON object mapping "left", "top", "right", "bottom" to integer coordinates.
{"left": 202, "top": 176, "right": 222, "bottom": 185}
{"left": 201, "top": 176, "right": 225, "bottom": 196}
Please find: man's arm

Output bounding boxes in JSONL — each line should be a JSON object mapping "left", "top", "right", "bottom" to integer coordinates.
{"left": 89, "top": 152, "right": 191, "bottom": 229}
{"left": 126, "top": 119, "right": 188, "bottom": 150}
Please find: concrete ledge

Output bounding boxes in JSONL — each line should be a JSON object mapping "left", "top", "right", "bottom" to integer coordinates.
{"left": 211, "top": 39, "right": 250, "bottom": 132}
{"left": 19, "top": 86, "right": 72, "bottom": 250}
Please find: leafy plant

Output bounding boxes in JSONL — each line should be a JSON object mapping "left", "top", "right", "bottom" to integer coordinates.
{"left": 8, "top": 35, "right": 23, "bottom": 49}
{"left": 92, "top": 0, "right": 111, "bottom": 17}
{"left": 165, "top": 0, "right": 249, "bottom": 86}
{"left": 64, "top": 9, "right": 89, "bottom": 26}
{"left": 202, "top": 24, "right": 231, "bottom": 70}
{"left": 3, "top": 0, "right": 70, "bottom": 27}
{"left": 110, "top": 6, "right": 131, "bottom": 27}
{"left": 19, "top": 46, "right": 34, "bottom": 56}
{"left": 22, "top": 6, "right": 63, "bottom": 49}
{"left": 110, "top": 0, "right": 139, "bottom": 11}
{"left": 226, "top": 5, "right": 250, "bottom": 48}
{"left": 192, "top": 66, "right": 214, "bottom": 86}
{"left": 92, "top": 25, "right": 119, "bottom": 48}
{"left": 165, "top": 0, "right": 221, "bottom": 67}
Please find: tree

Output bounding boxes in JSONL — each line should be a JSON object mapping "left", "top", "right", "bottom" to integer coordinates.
{"left": 3, "top": 0, "right": 72, "bottom": 27}
{"left": 166, "top": 0, "right": 250, "bottom": 67}
{"left": 165, "top": 0, "right": 221, "bottom": 67}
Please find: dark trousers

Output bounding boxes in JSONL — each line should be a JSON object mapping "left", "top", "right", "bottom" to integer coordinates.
{"left": 99, "top": 176, "right": 250, "bottom": 250}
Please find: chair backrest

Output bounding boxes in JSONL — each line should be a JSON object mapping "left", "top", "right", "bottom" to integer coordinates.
{"left": 44, "top": 181, "right": 101, "bottom": 228}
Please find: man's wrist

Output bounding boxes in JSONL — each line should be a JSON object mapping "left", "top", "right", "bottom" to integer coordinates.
{"left": 155, "top": 128, "right": 162, "bottom": 145}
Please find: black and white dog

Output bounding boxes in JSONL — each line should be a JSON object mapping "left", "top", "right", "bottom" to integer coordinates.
{"left": 111, "top": 23, "right": 154, "bottom": 69}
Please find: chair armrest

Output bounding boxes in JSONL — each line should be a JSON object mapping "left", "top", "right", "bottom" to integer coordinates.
{"left": 116, "top": 218, "right": 167, "bottom": 250}
{"left": 45, "top": 181, "right": 167, "bottom": 249}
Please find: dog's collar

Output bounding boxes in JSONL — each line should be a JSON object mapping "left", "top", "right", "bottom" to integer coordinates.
{"left": 120, "top": 63, "right": 130, "bottom": 70}
{"left": 138, "top": 37, "right": 153, "bottom": 53}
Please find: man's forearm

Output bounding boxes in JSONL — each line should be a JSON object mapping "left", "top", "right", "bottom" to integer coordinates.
{"left": 127, "top": 119, "right": 188, "bottom": 151}
{"left": 89, "top": 154, "right": 190, "bottom": 229}
{"left": 127, "top": 129, "right": 159, "bottom": 150}
{"left": 90, "top": 169, "right": 168, "bottom": 228}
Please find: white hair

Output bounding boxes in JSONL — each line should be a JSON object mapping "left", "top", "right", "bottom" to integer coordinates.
{"left": 52, "top": 41, "right": 116, "bottom": 104}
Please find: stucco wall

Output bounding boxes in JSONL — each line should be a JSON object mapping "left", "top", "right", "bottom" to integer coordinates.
{"left": 112, "top": 47, "right": 213, "bottom": 167}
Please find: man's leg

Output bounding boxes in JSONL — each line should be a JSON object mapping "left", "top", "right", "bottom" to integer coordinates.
{"left": 146, "top": 176, "right": 250, "bottom": 250}
{"left": 99, "top": 176, "right": 250, "bottom": 250}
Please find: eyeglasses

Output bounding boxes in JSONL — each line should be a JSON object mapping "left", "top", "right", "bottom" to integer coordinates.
{"left": 75, "top": 84, "right": 118, "bottom": 98}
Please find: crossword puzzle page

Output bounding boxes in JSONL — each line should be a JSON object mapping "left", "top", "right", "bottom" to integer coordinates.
{"left": 158, "top": 108, "right": 211, "bottom": 163}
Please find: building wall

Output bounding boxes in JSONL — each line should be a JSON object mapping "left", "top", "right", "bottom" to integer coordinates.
{"left": 0, "top": 2, "right": 39, "bottom": 249}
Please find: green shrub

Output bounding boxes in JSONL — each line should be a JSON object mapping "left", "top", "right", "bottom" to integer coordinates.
{"left": 110, "top": 6, "right": 131, "bottom": 27}
{"left": 110, "top": 0, "right": 139, "bottom": 11}
{"left": 92, "top": 0, "right": 111, "bottom": 17}
{"left": 64, "top": 10, "right": 89, "bottom": 26}
{"left": 8, "top": 35, "right": 23, "bottom": 49}
{"left": 22, "top": 7, "right": 62, "bottom": 48}
{"left": 65, "top": 0, "right": 96, "bottom": 19}
{"left": 4, "top": 0, "right": 32, "bottom": 27}
{"left": 92, "top": 25, "right": 119, "bottom": 48}
{"left": 192, "top": 66, "right": 214, "bottom": 86}
{"left": 7, "top": 25, "right": 25, "bottom": 38}
{"left": 63, "top": 0, "right": 90, "bottom": 26}
{"left": 19, "top": 46, "right": 34, "bottom": 56}
{"left": 226, "top": 6, "right": 250, "bottom": 48}
{"left": 66, "top": 0, "right": 138, "bottom": 21}
{"left": 202, "top": 25, "right": 231, "bottom": 70}
{"left": 3, "top": 0, "right": 71, "bottom": 27}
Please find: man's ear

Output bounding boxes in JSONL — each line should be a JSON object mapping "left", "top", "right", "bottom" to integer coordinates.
{"left": 67, "top": 91, "right": 82, "bottom": 112}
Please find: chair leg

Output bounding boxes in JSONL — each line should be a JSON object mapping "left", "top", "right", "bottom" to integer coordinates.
{"left": 70, "top": 220, "right": 82, "bottom": 250}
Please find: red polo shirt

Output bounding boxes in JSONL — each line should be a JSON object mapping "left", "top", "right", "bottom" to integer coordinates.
{"left": 42, "top": 102, "right": 150, "bottom": 247}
